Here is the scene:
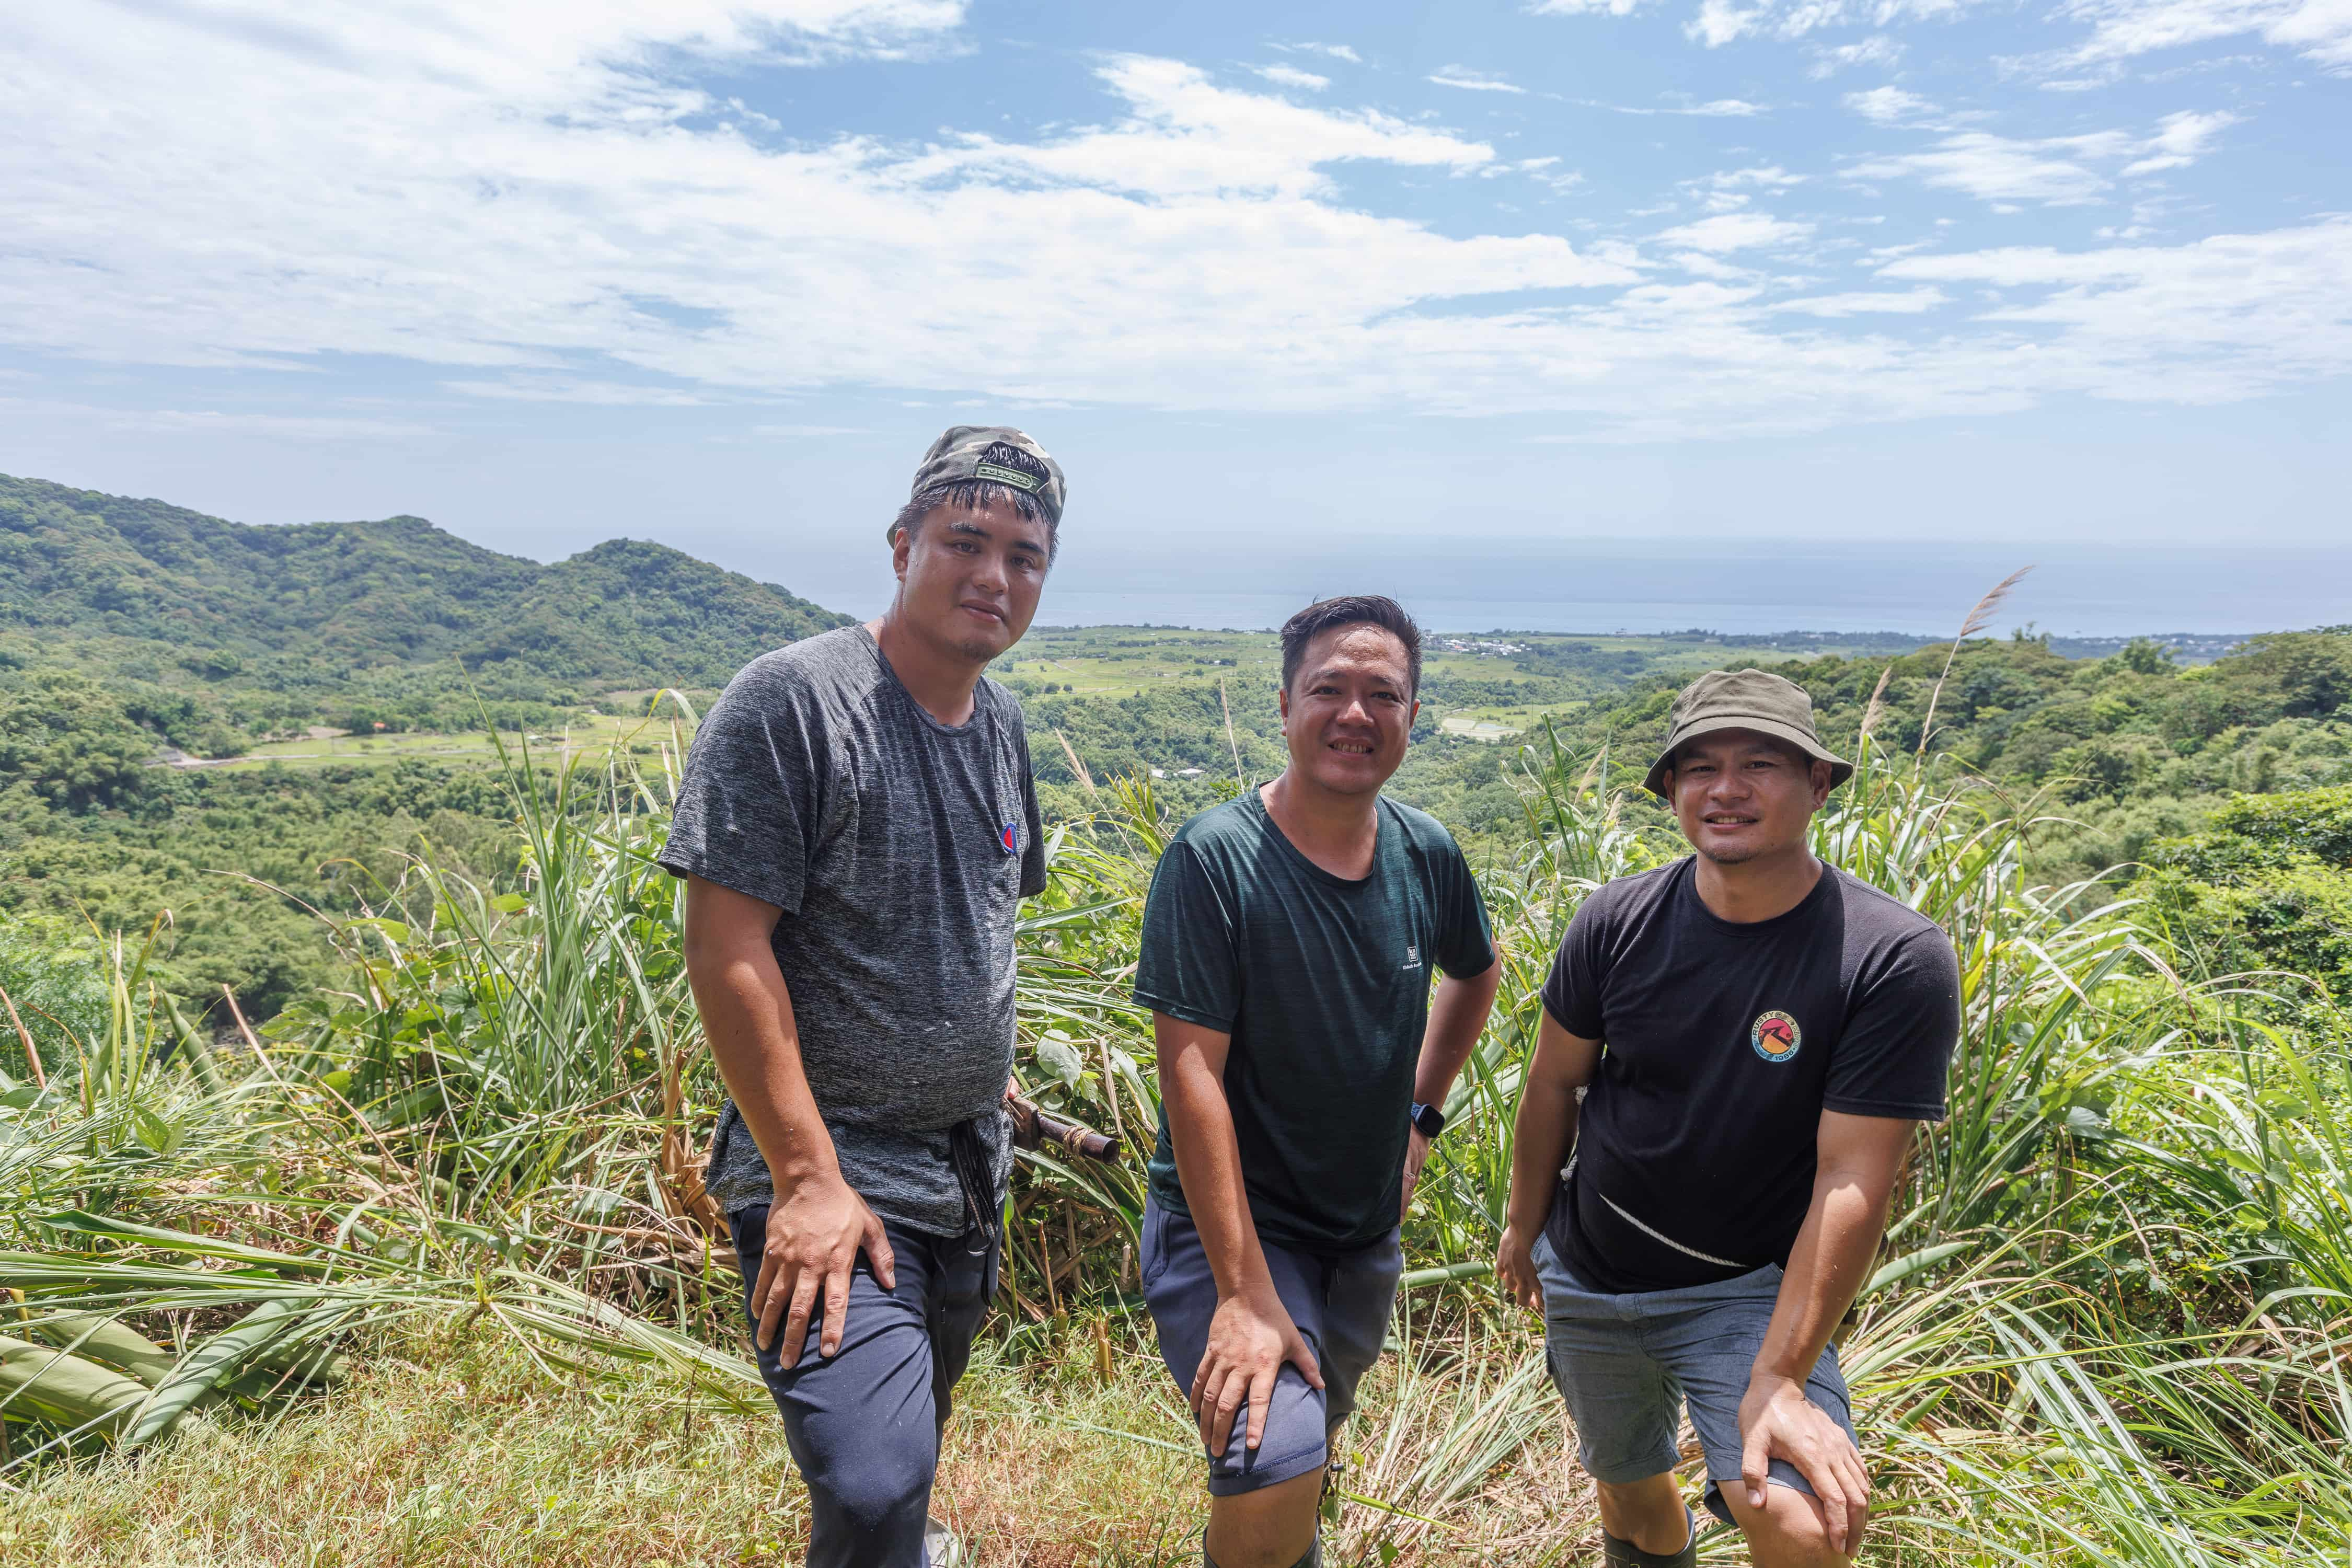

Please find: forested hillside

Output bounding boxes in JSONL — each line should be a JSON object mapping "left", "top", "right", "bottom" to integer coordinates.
{"left": 1554, "top": 628, "right": 2352, "bottom": 878}
{"left": 5, "top": 472, "right": 2348, "bottom": 1036}
{"left": 0, "top": 473, "right": 852, "bottom": 1016}
{"left": 0, "top": 474, "right": 849, "bottom": 689}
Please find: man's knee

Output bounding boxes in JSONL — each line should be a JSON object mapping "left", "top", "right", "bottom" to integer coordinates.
{"left": 1204, "top": 1464, "right": 1323, "bottom": 1568}
{"left": 811, "top": 1433, "right": 934, "bottom": 1536}
{"left": 1593, "top": 1473, "right": 1678, "bottom": 1505}
{"left": 1203, "top": 1368, "right": 1329, "bottom": 1492}
{"left": 1737, "top": 1488, "right": 1855, "bottom": 1568}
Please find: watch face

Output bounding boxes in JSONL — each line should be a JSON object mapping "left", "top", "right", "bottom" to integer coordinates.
{"left": 1413, "top": 1103, "right": 1443, "bottom": 1136}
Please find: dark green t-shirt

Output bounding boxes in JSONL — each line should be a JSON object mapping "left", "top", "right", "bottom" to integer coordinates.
{"left": 1135, "top": 790, "right": 1495, "bottom": 1251}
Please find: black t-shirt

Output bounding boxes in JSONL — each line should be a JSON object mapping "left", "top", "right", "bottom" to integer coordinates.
{"left": 1135, "top": 790, "right": 1495, "bottom": 1251}
{"left": 1541, "top": 857, "right": 1959, "bottom": 1294}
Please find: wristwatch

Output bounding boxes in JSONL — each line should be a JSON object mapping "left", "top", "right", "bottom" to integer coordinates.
{"left": 1409, "top": 1101, "right": 1446, "bottom": 1138}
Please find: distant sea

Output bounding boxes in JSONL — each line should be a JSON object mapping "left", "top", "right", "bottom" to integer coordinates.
{"left": 1031, "top": 540, "right": 2350, "bottom": 638}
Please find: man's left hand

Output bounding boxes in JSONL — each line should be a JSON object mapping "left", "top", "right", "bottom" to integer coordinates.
{"left": 1738, "top": 1374, "right": 1870, "bottom": 1555}
{"left": 1399, "top": 1126, "right": 1433, "bottom": 1219}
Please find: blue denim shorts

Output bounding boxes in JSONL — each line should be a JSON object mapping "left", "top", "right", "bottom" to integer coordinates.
{"left": 1532, "top": 1230, "right": 1855, "bottom": 1525}
{"left": 1140, "top": 1197, "right": 1403, "bottom": 1496}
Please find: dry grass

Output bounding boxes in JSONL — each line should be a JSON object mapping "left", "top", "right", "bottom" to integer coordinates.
{"left": 2, "top": 1320, "right": 807, "bottom": 1568}
{"left": 0, "top": 1309, "right": 1678, "bottom": 1568}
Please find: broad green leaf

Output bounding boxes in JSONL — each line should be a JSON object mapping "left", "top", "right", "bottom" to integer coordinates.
{"left": 124, "top": 1298, "right": 321, "bottom": 1448}
{"left": 1035, "top": 1036, "right": 1084, "bottom": 1088}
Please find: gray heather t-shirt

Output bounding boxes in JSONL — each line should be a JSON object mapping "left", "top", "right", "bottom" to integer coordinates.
{"left": 658, "top": 625, "right": 1048, "bottom": 1236}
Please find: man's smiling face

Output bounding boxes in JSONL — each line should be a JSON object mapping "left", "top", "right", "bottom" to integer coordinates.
{"left": 1278, "top": 622, "right": 1418, "bottom": 798}
{"left": 1665, "top": 728, "right": 1832, "bottom": 866}
{"left": 892, "top": 498, "right": 1051, "bottom": 664}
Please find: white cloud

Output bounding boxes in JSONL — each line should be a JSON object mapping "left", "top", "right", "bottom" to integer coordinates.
{"left": 1427, "top": 65, "right": 1527, "bottom": 92}
{"left": 442, "top": 376, "right": 718, "bottom": 405}
{"left": 1714, "top": 165, "right": 1808, "bottom": 189}
{"left": 937, "top": 58, "right": 1501, "bottom": 197}
{"left": 2057, "top": 0, "right": 2352, "bottom": 70}
{"left": 0, "top": 18, "right": 1641, "bottom": 420}
{"left": 2120, "top": 108, "right": 2240, "bottom": 174}
{"left": 146, "top": 409, "right": 437, "bottom": 441}
{"left": 1252, "top": 63, "right": 1331, "bottom": 90}
{"left": 1558, "top": 0, "right": 2342, "bottom": 73}
{"left": 1849, "top": 131, "right": 2126, "bottom": 203}
{"left": 1846, "top": 86, "right": 1940, "bottom": 123}
{"left": 1846, "top": 111, "right": 2239, "bottom": 204}
{"left": 1877, "top": 218, "right": 2352, "bottom": 401}
{"left": 1773, "top": 286, "right": 1949, "bottom": 313}
{"left": 1810, "top": 34, "right": 1905, "bottom": 75}
{"left": 1279, "top": 41, "right": 1363, "bottom": 62}
{"left": 1, "top": 6, "right": 2346, "bottom": 444}
{"left": 1670, "top": 250, "right": 1760, "bottom": 279}
{"left": 6, "top": 401, "right": 439, "bottom": 442}
{"left": 1656, "top": 212, "right": 1819, "bottom": 250}
{"left": 2094, "top": 197, "right": 2180, "bottom": 240}
{"left": 1684, "top": 165, "right": 1807, "bottom": 212}
{"left": 1688, "top": 0, "right": 1764, "bottom": 44}
{"left": 1511, "top": 155, "right": 1586, "bottom": 191}
{"left": 1530, "top": 0, "right": 1654, "bottom": 15}
{"left": 1688, "top": 0, "right": 1988, "bottom": 47}
{"left": 1573, "top": 94, "right": 1768, "bottom": 116}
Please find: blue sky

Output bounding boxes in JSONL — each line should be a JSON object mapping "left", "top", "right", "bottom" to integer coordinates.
{"left": 2, "top": 0, "right": 2347, "bottom": 631}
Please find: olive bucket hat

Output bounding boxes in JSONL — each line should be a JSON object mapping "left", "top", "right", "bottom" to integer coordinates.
{"left": 1641, "top": 668, "right": 1853, "bottom": 799}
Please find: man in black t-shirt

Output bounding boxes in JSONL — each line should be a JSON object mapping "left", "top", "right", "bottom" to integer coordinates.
{"left": 1136, "top": 596, "right": 1500, "bottom": 1568}
{"left": 1497, "top": 669, "right": 1959, "bottom": 1568}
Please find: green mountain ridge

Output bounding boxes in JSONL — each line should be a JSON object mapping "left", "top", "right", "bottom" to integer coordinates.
{"left": 0, "top": 474, "right": 852, "bottom": 687}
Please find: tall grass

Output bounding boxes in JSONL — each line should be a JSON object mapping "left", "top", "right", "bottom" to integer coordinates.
{"left": 4, "top": 713, "right": 2348, "bottom": 1563}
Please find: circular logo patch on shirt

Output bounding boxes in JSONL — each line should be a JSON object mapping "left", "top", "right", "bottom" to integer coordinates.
{"left": 1751, "top": 1010, "right": 1802, "bottom": 1064}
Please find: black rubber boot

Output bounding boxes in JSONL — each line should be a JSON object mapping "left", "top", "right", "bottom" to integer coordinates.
{"left": 1602, "top": 1504, "right": 1697, "bottom": 1567}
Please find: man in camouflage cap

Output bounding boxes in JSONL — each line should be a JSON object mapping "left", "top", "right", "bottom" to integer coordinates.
{"left": 666, "top": 425, "right": 1064, "bottom": 1567}
{"left": 890, "top": 424, "right": 1066, "bottom": 545}
{"left": 1499, "top": 668, "right": 1958, "bottom": 1568}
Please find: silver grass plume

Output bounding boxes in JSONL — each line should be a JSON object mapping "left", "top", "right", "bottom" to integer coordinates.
{"left": 1919, "top": 566, "right": 2033, "bottom": 758}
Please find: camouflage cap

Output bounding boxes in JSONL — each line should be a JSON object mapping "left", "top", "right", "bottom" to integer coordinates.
{"left": 1642, "top": 668, "right": 1853, "bottom": 799}
{"left": 889, "top": 425, "right": 1066, "bottom": 540}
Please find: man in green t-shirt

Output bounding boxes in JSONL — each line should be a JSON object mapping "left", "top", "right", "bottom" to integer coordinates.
{"left": 1133, "top": 595, "right": 1501, "bottom": 1568}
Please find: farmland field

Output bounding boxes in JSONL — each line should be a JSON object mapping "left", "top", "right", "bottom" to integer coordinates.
{"left": 197, "top": 712, "right": 674, "bottom": 772}
{"left": 1001, "top": 624, "right": 1929, "bottom": 741}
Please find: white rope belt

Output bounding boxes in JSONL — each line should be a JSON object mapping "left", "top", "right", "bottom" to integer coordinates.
{"left": 1594, "top": 1189, "right": 1751, "bottom": 1271}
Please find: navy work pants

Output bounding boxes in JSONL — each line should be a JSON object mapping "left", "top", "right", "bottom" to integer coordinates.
{"left": 730, "top": 1205, "right": 999, "bottom": 1568}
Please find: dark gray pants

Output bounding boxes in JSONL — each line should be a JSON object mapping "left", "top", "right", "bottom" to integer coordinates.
{"left": 1139, "top": 1196, "right": 1403, "bottom": 1497}
{"left": 731, "top": 1206, "right": 999, "bottom": 1568}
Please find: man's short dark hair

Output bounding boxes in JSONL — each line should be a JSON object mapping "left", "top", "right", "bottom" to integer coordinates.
{"left": 1279, "top": 595, "right": 1422, "bottom": 698}
{"left": 891, "top": 442, "right": 1059, "bottom": 562}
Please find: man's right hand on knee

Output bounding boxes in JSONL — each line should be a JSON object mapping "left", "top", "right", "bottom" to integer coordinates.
{"left": 755, "top": 1171, "right": 896, "bottom": 1362}
{"left": 1192, "top": 1286, "right": 1322, "bottom": 1456}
